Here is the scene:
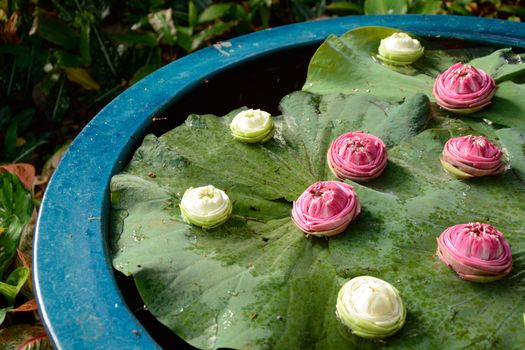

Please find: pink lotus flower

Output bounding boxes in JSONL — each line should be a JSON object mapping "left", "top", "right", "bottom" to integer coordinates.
{"left": 292, "top": 181, "right": 360, "bottom": 237}
{"left": 440, "top": 135, "right": 505, "bottom": 179}
{"left": 327, "top": 132, "right": 387, "bottom": 182}
{"left": 433, "top": 63, "right": 496, "bottom": 114}
{"left": 436, "top": 223, "right": 512, "bottom": 282}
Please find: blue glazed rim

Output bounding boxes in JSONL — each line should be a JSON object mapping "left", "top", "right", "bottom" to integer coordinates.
{"left": 34, "top": 15, "right": 525, "bottom": 349}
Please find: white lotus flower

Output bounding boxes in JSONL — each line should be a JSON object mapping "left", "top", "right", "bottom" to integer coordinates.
{"left": 180, "top": 185, "right": 232, "bottom": 229}
{"left": 378, "top": 32, "right": 424, "bottom": 65}
{"left": 230, "top": 109, "right": 275, "bottom": 143}
{"left": 336, "top": 276, "right": 406, "bottom": 339}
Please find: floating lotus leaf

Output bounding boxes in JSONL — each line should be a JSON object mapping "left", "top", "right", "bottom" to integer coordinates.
{"left": 111, "top": 87, "right": 525, "bottom": 349}
{"left": 303, "top": 26, "right": 525, "bottom": 127}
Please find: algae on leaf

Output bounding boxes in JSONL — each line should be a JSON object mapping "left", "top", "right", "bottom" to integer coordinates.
{"left": 111, "top": 88, "right": 525, "bottom": 349}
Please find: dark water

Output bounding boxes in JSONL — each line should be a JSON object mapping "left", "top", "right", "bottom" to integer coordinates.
{"left": 148, "top": 44, "right": 320, "bottom": 137}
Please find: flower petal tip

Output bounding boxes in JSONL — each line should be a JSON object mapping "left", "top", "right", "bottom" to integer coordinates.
{"left": 336, "top": 276, "right": 406, "bottom": 339}
{"left": 292, "top": 181, "right": 360, "bottom": 238}
{"left": 180, "top": 185, "right": 232, "bottom": 229}
{"left": 230, "top": 109, "right": 275, "bottom": 143}
{"left": 433, "top": 63, "right": 496, "bottom": 114}
{"left": 328, "top": 132, "right": 388, "bottom": 182}
{"left": 440, "top": 135, "right": 505, "bottom": 179}
{"left": 378, "top": 32, "right": 424, "bottom": 66}
{"left": 436, "top": 223, "right": 512, "bottom": 283}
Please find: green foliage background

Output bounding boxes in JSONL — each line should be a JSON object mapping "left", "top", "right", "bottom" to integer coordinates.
{"left": 1, "top": 0, "right": 525, "bottom": 166}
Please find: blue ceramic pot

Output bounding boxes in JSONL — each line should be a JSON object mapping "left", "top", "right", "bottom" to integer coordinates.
{"left": 34, "top": 15, "right": 525, "bottom": 349}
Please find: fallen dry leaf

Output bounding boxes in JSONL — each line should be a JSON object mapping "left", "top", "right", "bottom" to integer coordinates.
{"left": 0, "top": 163, "right": 36, "bottom": 191}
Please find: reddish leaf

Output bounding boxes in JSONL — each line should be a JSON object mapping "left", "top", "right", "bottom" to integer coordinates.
{"left": 0, "top": 163, "right": 36, "bottom": 191}
{"left": 16, "top": 248, "right": 30, "bottom": 269}
{"left": 0, "top": 12, "right": 20, "bottom": 44}
{"left": 17, "top": 333, "right": 51, "bottom": 350}
{"left": 8, "top": 299, "right": 37, "bottom": 313}
{"left": 0, "top": 325, "right": 51, "bottom": 350}
{"left": 34, "top": 143, "right": 69, "bottom": 190}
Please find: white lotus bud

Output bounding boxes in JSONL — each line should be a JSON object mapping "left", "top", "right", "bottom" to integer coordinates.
{"left": 180, "top": 185, "right": 232, "bottom": 229}
{"left": 378, "top": 32, "right": 424, "bottom": 65}
{"left": 336, "top": 276, "right": 406, "bottom": 339}
{"left": 230, "top": 109, "right": 275, "bottom": 143}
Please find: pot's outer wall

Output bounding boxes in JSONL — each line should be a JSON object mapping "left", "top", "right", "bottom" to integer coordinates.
{"left": 34, "top": 15, "right": 525, "bottom": 349}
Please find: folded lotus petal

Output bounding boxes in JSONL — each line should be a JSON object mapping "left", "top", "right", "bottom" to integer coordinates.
{"left": 230, "top": 109, "right": 275, "bottom": 143}
{"left": 180, "top": 185, "right": 232, "bottom": 229}
{"left": 377, "top": 32, "right": 424, "bottom": 65}
{"left": 433, "top": 63, "right": 496, "bottom": 114}
{"left": 292, "top": 181, "right": 360, "bottom": 237}
{"left": 336, "top": 276, "right": 406, "bottom": 339}
{"left": 328, "top": 132, "right": 387, "bottom": 182}
{"left": 440, "top": 135, "right": 505, "bottom": 179}
{"left": 436, "top": 223, "right": 512, "bottom": 282}
{"left": 440, "top": 158, "right": 505, "bottom": 178}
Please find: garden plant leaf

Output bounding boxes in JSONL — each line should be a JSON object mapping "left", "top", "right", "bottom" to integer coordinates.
{"left": 0, "top": 267, "right": 30, "bottom": 306}
{"left": 111, "top": 89, "right": 525, "bottom": 349}
{"left": 0, "top": 324, "right": 51, "bottom": 350}
{"left": 0, "top": 172, "right": 33, "bottom": 277}
{"left": 363, "top": 0, "right": 408, "bottom": 15}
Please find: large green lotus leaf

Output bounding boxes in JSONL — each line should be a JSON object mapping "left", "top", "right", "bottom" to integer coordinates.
{"left": 111, "top": 91, "right": 525, "bottom": 349}
{"left": 469, "top": 49, "right": 525, "bottom": 83}
{"left": 303, "top": 26, "right": 525, "bottom": 128}
{"left": 497, "top": 127, "right": 525, "bottom": 183}
{"left": 475, "top": 82, "right": 525, "bottom": 128}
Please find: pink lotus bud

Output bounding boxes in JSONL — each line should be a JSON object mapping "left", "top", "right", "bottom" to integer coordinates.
{"left": 440, "top": 135, "right": 505, "bottom": 179}
{"left": 327, "top": 132, "right": 387, "bottom": 182}
{"left": 292, "top": 181, "right": 360, "bottom": 238}
{"left": 433, "top": 63, "right": 496, "bottom": 114}
{"left": 436, "top": 223, "right": 512, "bottom": 283}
